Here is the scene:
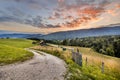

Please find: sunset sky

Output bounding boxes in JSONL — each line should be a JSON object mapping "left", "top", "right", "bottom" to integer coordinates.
{"left": 0, "top": 0, "right": 120, "bottom": 34}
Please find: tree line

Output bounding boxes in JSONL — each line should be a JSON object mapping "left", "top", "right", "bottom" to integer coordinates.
{"left": 46, "top": 35, "right": 120, "bottom": 58}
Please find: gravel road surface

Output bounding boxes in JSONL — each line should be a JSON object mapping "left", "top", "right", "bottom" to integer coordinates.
{"left": 0, "top": 49, "right": 67, "bottom": 80}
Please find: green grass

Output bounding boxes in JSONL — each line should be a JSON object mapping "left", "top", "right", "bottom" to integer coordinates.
{"left": 0, "top": 38, "right": 34, "bottom": 48}
{"left": 32, "top": 45, "right": 120, "bottom": 80}
{"left": 0, "top": 39, "right": 35, "bottom": 65}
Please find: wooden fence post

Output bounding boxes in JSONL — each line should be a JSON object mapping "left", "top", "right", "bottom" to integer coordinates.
{"left": 79, "top": 53, "right": 82, "bottom": 67}
{"left": 77, "top": 48, "right": 79, "bottom": 53}
{"left": 72, "top": 52, "right": 75, "bottom": 61}
{"left": 71, "top": 48, "right": 75, "bottom": 61}
{"left": 101, "top": 62, "right": 104, "bottom": 73}
{"left": 74, "top": 52, "right": 77, "bottom": 63}
{"left": 86, "top": 57, "right": 88, "bottom": 66}
{"left": 52, "top": 48, "right": 53, "bottom": 51}
{"left": 76, "top": 52, "right": 79, "bottom": 64}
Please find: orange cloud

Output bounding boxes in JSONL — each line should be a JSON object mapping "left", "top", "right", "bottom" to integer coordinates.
{"left": 116, "top": 4, "right": 120, "bottom": 8}
{"left": 47, "top": 0, "right": 119, "bottom": 29}
{"left": 58, "top": 6, "right": 105, "bottom": 28}
{"left": 105, "top": 3, "right": 120, "bottom": 16}
{"left": 82, "top": 7, "right": 104, "bottom": 16}
{"left": 106, "top": 9, "right": 116, "bottom": 16}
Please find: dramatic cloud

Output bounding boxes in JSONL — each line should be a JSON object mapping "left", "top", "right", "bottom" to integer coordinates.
{"left": 0, "top": 0, "right": 120, "bottom": 33}
{"left": 50, "top": 0, "right": 113, "bottom": 28}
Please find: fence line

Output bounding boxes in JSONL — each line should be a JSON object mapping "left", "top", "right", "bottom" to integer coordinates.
{"left": 86, "top": 57, "right": 88, "bottom": 66}
{"left": 101, "top": 62, "right": 104, "bottom": 73}
{"left": 71, "top": 49, "right": 104, "bottom": 73}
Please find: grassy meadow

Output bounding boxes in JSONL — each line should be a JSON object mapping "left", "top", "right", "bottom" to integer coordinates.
{"left": 32, "top": 45, "right": 120, "bottom": 80}
{"left": 0, "top": 38, "right": 119, "bottom": 79}
{"left": 0, "top": 39, "right": 35, "bottom": 65}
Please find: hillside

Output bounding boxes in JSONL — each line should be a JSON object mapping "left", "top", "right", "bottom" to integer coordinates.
{"left": 41, "top": 26, "right": 120, "bottom": 40}
{"left": 0, "top": 39, "right": 34, "bottom": 65}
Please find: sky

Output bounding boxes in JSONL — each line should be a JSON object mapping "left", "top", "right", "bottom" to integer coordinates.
{"left": 0, "top": 0, "right": 120, "bottom": 34}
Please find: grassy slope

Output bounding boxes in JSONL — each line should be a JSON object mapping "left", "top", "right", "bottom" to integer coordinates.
{"left": 0, "top": 39, "right": 34, "bottom": 65}
{"left": 32, "top": 45, "right": 120, "bottom": 80}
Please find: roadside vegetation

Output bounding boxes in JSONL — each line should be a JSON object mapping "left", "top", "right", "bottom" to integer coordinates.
{"left": 32, "top": 45, "right": 120, "bottom": 80}
{"left": 0, "top": 39, "right": 35, "bottom": 65}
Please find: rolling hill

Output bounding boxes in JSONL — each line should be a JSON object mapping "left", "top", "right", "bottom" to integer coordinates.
{"left": 41, "top": 26, "right": 120, "bottom": 40}
{"left": 1, "top": 24, "right": 120, "bottom": 40}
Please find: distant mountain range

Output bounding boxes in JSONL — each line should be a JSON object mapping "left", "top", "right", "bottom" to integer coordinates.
{"left": 41, "top": 26, "right": 120, "bottom": 40}
{"left": 0, "top": 31, "right": 42, "bottom": 38}
{"left": 0, "top": 25, "right": 120, "bottom": 40}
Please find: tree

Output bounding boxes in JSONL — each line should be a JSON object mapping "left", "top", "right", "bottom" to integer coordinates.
{"left": 113, "top": 40, "right": 120, "bottom": 57}
{"left": 62, "top": 39, "right": 69, "bottom": 45}
{"left": 106, "top": 48, "right": 114, "bottom": 56}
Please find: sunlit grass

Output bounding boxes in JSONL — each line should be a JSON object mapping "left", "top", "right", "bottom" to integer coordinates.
{"left": 0, "top": 39, "right": 34, "bottom": 65}
{"left": 0, "top": 38, "right": 34, "bottom": 48}
{"left": 32, "top": 45, "right": 120, "bottom": 80}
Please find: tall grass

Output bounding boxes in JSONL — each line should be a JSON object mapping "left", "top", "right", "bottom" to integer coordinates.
{"left": 32, "top": 45, "right": 120, "bottom": 80}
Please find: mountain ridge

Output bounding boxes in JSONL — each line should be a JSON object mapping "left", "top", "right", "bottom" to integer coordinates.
{"left": 0, "top": 30, "right": 43, "bottom": 38}
{"left": 0, "top": 25, "right": 120, "bottom": 39}
{"left": 41, "top": 26, "right": 120, "bottom": 40}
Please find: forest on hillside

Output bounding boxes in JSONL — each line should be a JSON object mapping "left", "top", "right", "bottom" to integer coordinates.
{"left": 46, "top": 35, "right": 120, "bottom": 58}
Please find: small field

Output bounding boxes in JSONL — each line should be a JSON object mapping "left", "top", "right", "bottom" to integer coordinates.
{"left": 32, "top": 45, "right": 120, "bottom": 80}
{"left": 0, "top": 39, "right": 34, "bottom": 65}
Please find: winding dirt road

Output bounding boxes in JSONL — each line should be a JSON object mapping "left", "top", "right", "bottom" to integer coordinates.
{"left": 0, "top": 49, "right": 67, "bottom": 80}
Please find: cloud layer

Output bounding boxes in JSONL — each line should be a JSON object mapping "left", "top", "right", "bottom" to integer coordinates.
{"left": 0, "top": 0, "right": 120, "bottom": 33}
